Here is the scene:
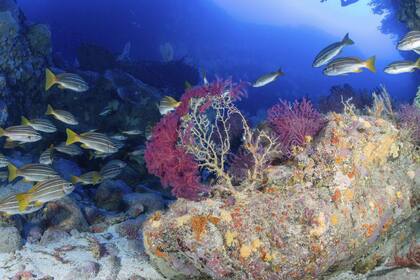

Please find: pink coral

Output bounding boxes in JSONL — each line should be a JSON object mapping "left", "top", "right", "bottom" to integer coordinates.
{"left": 145, "top": 80, "right": 246, "bottom": 200}
{"left": 267, "top": 98, "right": 325, "bottom": 157}
{"left": 398, "top": 104, "right": 420, "bottom": 143}
{"left": 144, "top": 112, "right": 203, "bottom": 200}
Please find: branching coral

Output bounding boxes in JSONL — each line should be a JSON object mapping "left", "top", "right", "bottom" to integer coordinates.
{"left": 180, "top": 94, "right": 236, "bottom": 189}
{"left": 267, "top": 98, "right": 325, "bottom": 157}
{"left": 145, "top": 80, "right": 247, "bottom": 199}
{"left": 367, "top": 85, "right": 395, "bottom": 121}
{"left": 397, "top": 104, "right": 420, "bottom": 143}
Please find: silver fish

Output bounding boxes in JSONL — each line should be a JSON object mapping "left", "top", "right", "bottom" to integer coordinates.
{"left": 323, "top": 56, "right": 376, "bottom": 76}
{"left": 0, "top": 193, "right": 43, "bottom": 215}
{"left": 384, "top": 59, "right": 420, "bottom": 74}
{"left": 45, "top": 68, "right": 89, "bottom": 92}
{"left": 110, "top": 134, "right": 128, "bottom": 141}
{"left": 121, "top": 129, "right": 143, "bottom": 135}
{"left": 39, "top": 146, "right": 54, "bottom": 165}
{"left": 313, "top": 33, "right": 354, "bottom": 67}
{"left": 71, "top": 171, "right": 102, "bottom": 185}
{"left": 158, "top": 96, "right": 181, "bottom": 115}
{"left": 0, "top": 125, "right": 42, "bottom": 143}
{"left": 16, "top": 178, "right": 74, "bottom": 212}
{"left": 0, "top": 152, "right": 8, "bottom": 168}
{"left": 21, "top": 117, "right": 57, "bottom": 133}
{"left": 55, "top": 142, "right": 83, "bottom": 156}
{"left": 46, "top": 104, "right": 78, "bottom": 125}
{"left": 100, "top": 160, "right": 127, "bottom": 180}
{"left": 0, "top": 170, "right": 8, "bottom": 181}
{"left": 397, "top": 30, "right": 420, "bottom": 52}
{"left": 8, "top": 163, "right": 59, "bottom": 182}
{"left": 66, "top": 129, "right": 118, "bottom": 154}
{"left": 252, "top": 69, "right": 284, "bottom": 88}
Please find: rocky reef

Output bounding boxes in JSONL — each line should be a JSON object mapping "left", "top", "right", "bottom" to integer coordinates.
{"left": 143, "top": 110, "right": 419, "bottom": 279}
{"left": 398, "top": 0, "right": 420, "bottom": 30}
{"left": 0, "top": 0, "right": 51, "bottom": 125}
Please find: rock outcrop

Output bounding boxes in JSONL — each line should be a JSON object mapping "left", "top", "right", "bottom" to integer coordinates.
{"left": 0, "top": 0, "right": 51, "bottom": 124}
{"left": 143, "top": 113, "right": 419, "bottom": 279}
{"left": 398, "top": 0, "right": 420, "bottom": 30}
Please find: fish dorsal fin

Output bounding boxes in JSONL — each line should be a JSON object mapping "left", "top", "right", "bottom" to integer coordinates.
{"left": 21, "top": 116, "right": 31, "bottom": 126}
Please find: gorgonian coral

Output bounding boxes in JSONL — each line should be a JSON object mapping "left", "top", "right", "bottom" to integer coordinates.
{"left": 145, "top": 80, "right": 246, "bottom": 199}
{"left": 267, "top": 98, "right": 325, "bottom": 157}
{"left": 398, "top": 104, "right": 420, "bottom": 143}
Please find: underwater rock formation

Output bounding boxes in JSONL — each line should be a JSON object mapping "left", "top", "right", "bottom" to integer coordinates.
{"left": 0, "top": 0, "right": 51, "bottom": 124}
{"left": 143, "top": 113, "right": 419, "bottom": 279}
{"left": 398, "top": 0, "right": 420, "bottom": 30}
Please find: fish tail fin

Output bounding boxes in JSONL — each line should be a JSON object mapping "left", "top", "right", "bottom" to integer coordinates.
{"left": 66, "top": 128, "right": 80, "bottom": 145}
{"left": 277, "top": 68, "right": 285, "bottom": 76}
{"left": 7, "top": 163, "right": 18, "bottom": 182}
{"left": 21, "top": 116, "right": 30, "bottom": 126}
{"left": 16, "top": 193, "right": 32, "bottom": 212}
{"left": 71, "top": 176, "right": 79, "bottom": 184}
{"left": 45, "top": 104, "right": 54, "bottom": 116}
{"left": 45, "top": 68, "right": 57, "bottom": 91}
{"left": 416, "top": 58, "right": 420, "bottom": 68}
{"left": 0, "top": 127, "right": 4, "bottom": 137}
{"left": 365, "top": 56, "right": 376, "bottom": 73}
{"left": 342, "top": 33, "right": 354, "bottom": 45}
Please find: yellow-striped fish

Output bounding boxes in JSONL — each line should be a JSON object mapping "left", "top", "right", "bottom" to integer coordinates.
{"left": 0, "top": 170, "right": 8, "bottom": 181}
{"left": 16, "top": 178, "right": 74, "bottom": 212}
{"left": 45, "top": 104, "right": 78, "bottom": 125}
{"left": 0, "top": 125, "right": 42, "bottom": 143}
{"left": 8, "top": 163, "right": 59, "bottom": 182}
{"left": 158, "top": 96, "right": 181, "bottom": 115}
{"left": 100, "top": 160, "right": 127, "bottom": 180}
{"left": 45, "top": 68, "right": 89, "bottom": 92}
{"left": 55, "top": 142, "right": 83, "bottom": 156}
{"left": 39, "top": 145, "right": 54, "bottom": 165}
{"left": 0, "top": 152, "right": 8, "bottom": 168}
{"left": 0, "top": 193, "right": 44, "bottom": 215}
{"left": 66, "top": 129, "right": 118, "bottom": 154}
{"left": 71, "top": 171, "right": 102, "bottom": 185}
{"left": 21, "top": 116, "right": 57, "bottom": 133}
{"left": 323, "top": 56, "right": 376, "bottom": 76}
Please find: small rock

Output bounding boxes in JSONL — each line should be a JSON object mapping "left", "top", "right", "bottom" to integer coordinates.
{"left": 43, "top": 197, "right": 89, "bottom": 232}
{"left": 63, "top": 261, "right": 100, "bottom": 280}
{"left": 94, "top": 180, "right": 124, "bottom": 211}
{"left": 123, "top": 192, "right": 165, "bottom": 213}
{"left": 0, "top": 226, "right": 22, "bottom": 253}
{"left": 39, "top": 229, "right": 70, "bottom": 246}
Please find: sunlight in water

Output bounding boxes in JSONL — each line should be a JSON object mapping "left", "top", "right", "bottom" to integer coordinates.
{"left": 213, "top": 0, "right": 399, "bottom": 58}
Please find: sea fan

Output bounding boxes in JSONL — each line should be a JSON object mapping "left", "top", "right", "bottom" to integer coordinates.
{"left": 267, "top": 98, "right": 325, "bottom": 157}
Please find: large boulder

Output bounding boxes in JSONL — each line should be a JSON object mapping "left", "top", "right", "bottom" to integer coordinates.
{"left": 143, "top": 113, "right": 419, "bottom": 279}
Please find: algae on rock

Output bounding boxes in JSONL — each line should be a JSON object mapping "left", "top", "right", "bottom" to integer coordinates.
{"left": 143, "top": 113, "right": 419, "bottom": 280}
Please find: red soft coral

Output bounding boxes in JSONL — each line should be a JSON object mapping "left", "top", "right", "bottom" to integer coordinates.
{"left": 267, "top": 98, "right": 325, "bottom": 157}
{"left": 144, "top": 112, "right": 203, "bottom": 200}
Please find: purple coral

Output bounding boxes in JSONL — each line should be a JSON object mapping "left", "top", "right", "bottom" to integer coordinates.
{"left": 267, "top": 98, "right": 325, "bottom": 157}
{"left": 398, "top": 104, "right": 420, "bottom": 143}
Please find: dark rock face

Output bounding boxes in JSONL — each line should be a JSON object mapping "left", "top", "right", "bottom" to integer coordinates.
{"left": 398, "top": 0, "right": 420, "bottom": 30}
{"left": 0, "top": 0, "right": 51, "bottom": 124}
{"left": 77, "top": 43, "right": 117, "bottom": 73}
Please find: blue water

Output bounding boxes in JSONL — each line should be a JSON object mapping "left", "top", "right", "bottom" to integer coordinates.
{"left": 17, "top": 0, "right": 419, "bottom": 114}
